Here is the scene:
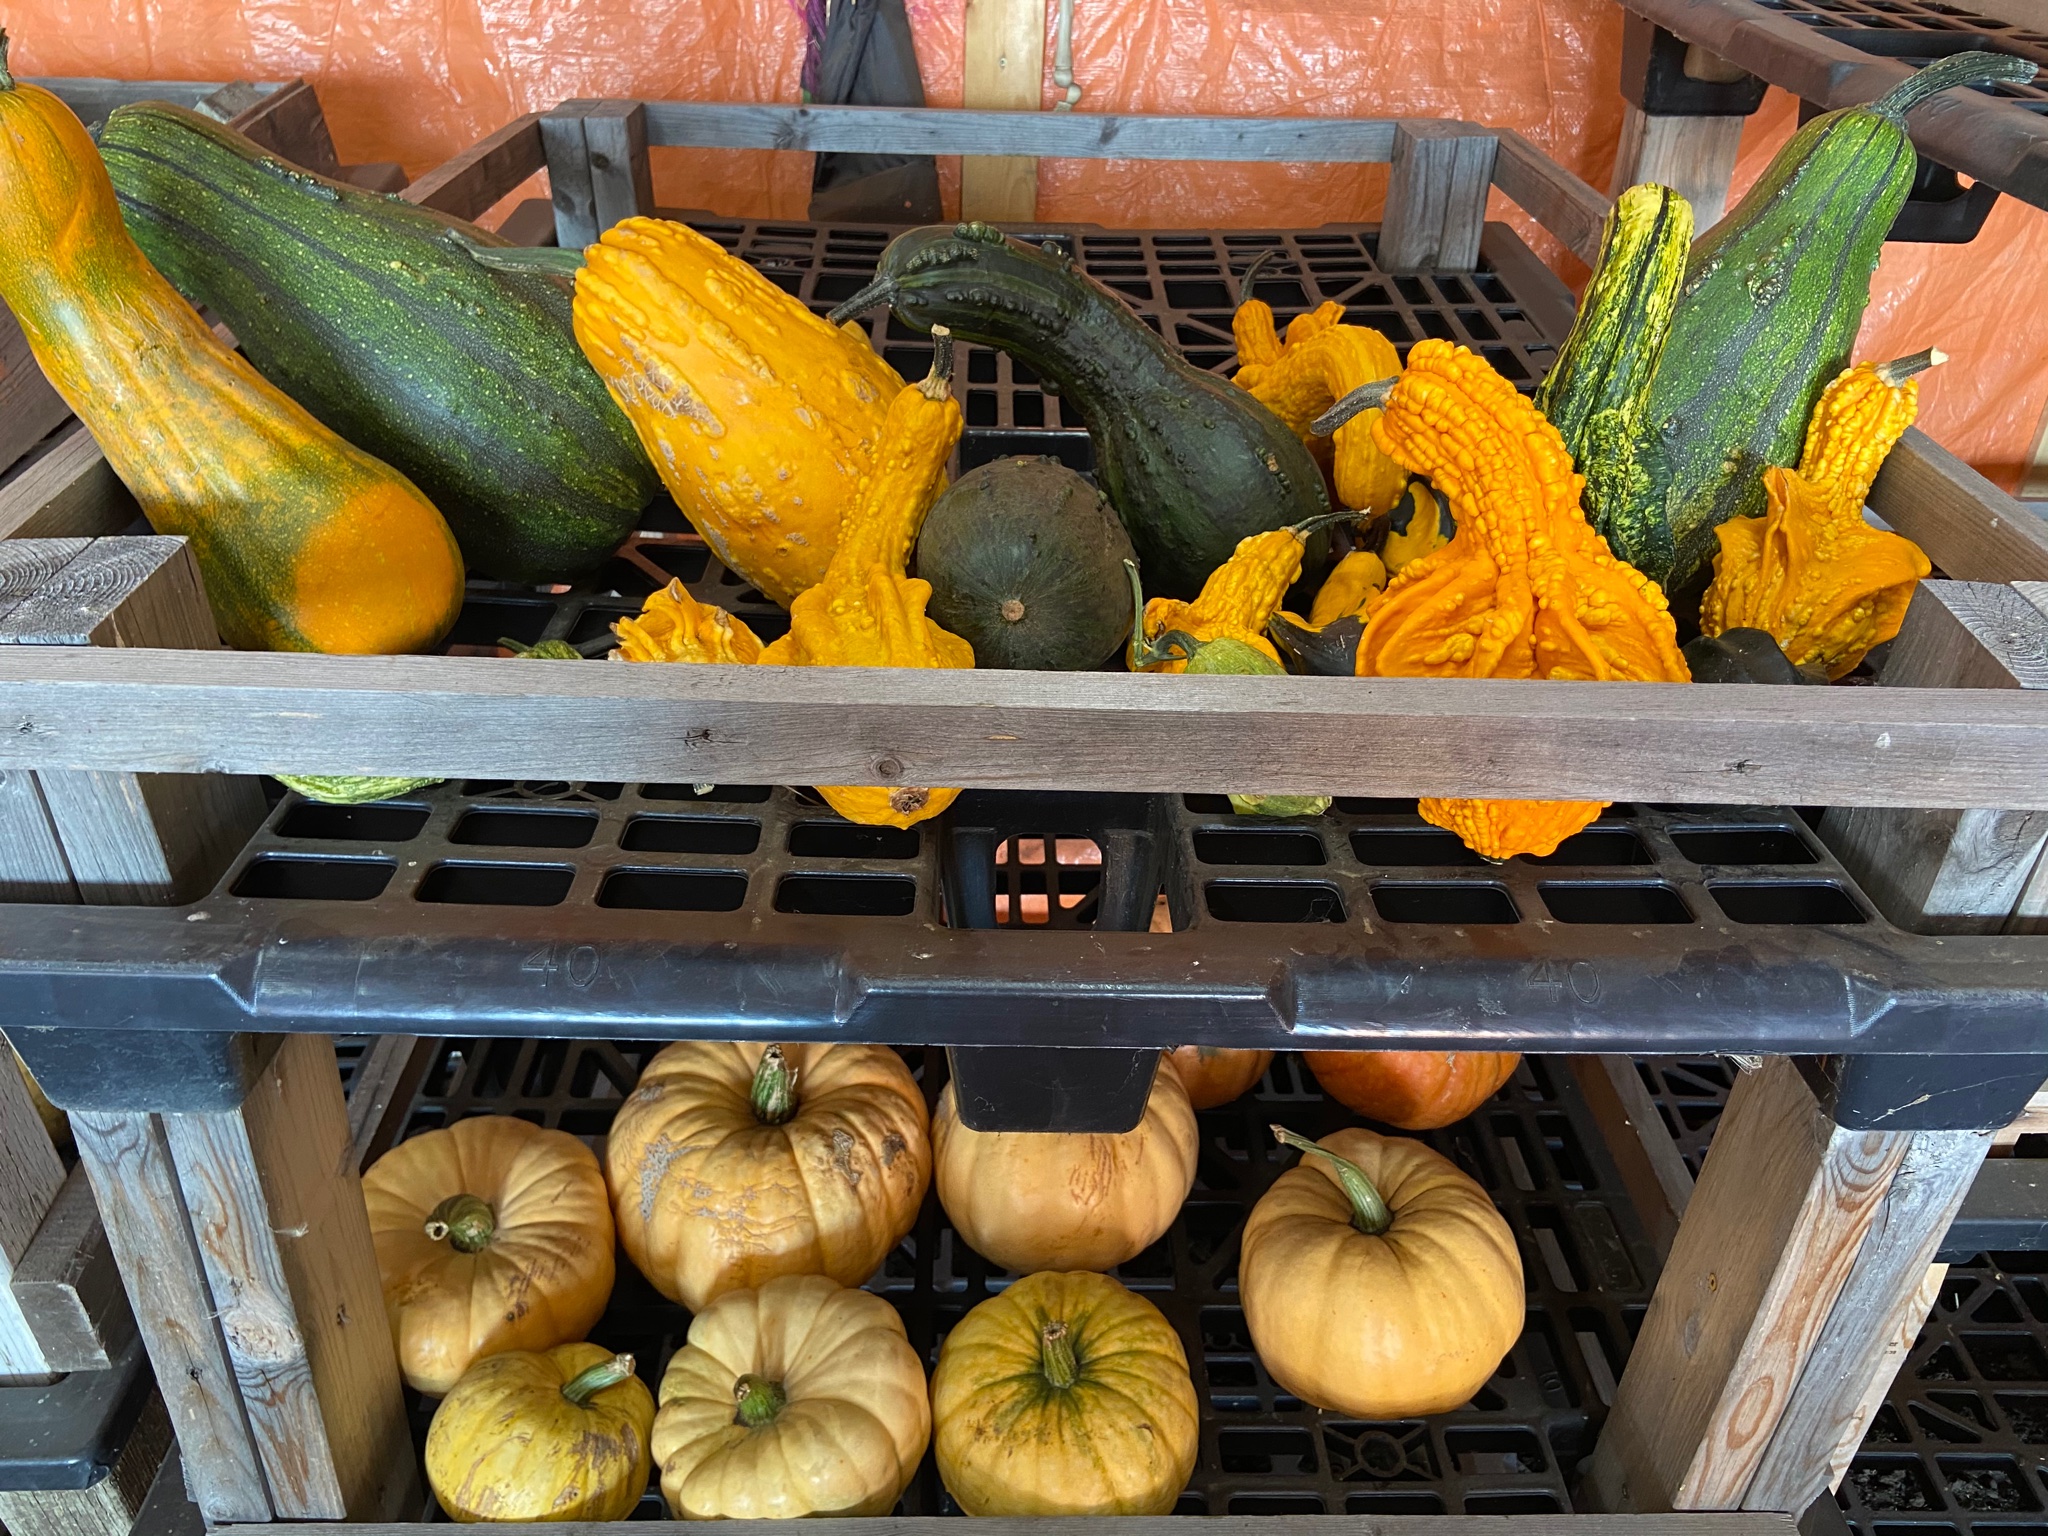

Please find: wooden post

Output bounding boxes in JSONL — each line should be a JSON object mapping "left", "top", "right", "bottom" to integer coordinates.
{"left": 541, "top": 101, "right": 605, "bottom": 250}
{"left": 1380, "top": 121, "right": 1498, "bottom": 273}
{"left": 1609, "top": 107, "right": 1746, "bottom": 227}
{"left": 0, "top": 1035, "right": 66, "bottom": 1379}
{"left": 962, "top": 0, "right": 1046, "bottom": 221}
{"left": 0, "top": 309, "right": 71, "bottom": 482}
{"left": 583, "top": 101, "right": 655, "bottom": 235}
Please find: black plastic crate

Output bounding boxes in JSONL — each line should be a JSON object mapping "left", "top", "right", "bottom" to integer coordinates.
{"left": 381, "top": 1043, "right": 1657, "bottom": 1519}
{"left": 1754, "top": 0, "right": 2048, "bottom": 108}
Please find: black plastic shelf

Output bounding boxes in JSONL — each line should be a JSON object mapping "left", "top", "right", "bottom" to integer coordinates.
{"left": 380, "top": 1042, "right": 1656, "bottom": 1519}
{"left": 1756, "top": 0, "right": 2048, "bottom": 106}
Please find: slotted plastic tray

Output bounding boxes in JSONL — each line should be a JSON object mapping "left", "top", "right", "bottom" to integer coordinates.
{"left": 1754, "top": 0, "right": 2048, "bottom": 107}
{"left": 376, "top": 1042, "right": 1657, "bottom": 1519}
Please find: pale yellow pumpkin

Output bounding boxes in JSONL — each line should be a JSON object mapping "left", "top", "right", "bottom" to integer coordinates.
{"left": 931, "top": 1064, "right": 1197, "bottom": 1273}
{"left": 363, "top": 1116, "right": 615, "bottom": 1396}
{"left": 425, "top": 1343, "right": 654, "bottom": 1522}
{"left": 931, "top": 1270, "right": 1198, "bottom": 1516}
{"left": 1241, "top": 1125, "right": 1524, "bottom": 1417}
{"left": 604, "top": 1042, "right": 930, "bottom": 1310}
{"left": 651, "top": 1273, "right": 930, "bottom": 1519}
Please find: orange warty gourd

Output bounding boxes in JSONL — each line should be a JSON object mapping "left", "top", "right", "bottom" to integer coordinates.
{"left": 1700, "top": 350, "right": 1937, "bottom": 679}
{"left": 604, "top": 1043, "right": 931, "bottom": 1312}
{"left": 1304, "top": 1050, "right": 1521, "bottom": 1130}
{"left": 1165, "top": 1046, "right": 1273, "bottom": 1109}
{"left": 1242, "top": 1127, "right": 1523, "bottom": 1417}
{"left": 610, "top": 579, "right": 764, "bottom": 664}
{"left": 759, "top": 331, "right": 972, "bottom": 828}
{"left": 362, "top": 1117, "right": 616, "bottom": 1397}
{"left": 1321, "top": 340, "right": 1689, "bottom": 860}
{"left": 1132, "top": 512, "right": 1352, "bottom": 674}
{"left": 570, "top": 217, "right": 904, "bottom": 606}
{"left": 0, "top": 37, "right": 463, "bottom": 655}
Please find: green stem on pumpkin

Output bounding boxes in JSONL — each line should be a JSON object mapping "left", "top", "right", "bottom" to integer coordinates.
{"left": 0, "top": 30, "right": 16, "bottom": 91}
{"left": 1039, "top": 1320, "right": 1080, "bottom": 1389}
{"left": 751, "top": 1045, "right": 798, "bottom": 1125}
{"left": 423, "top": 1193, "right": 496, "bottom": 1253}
{"left": 734, "top": 1373, "right": 788, "bottom": 1427}
{"left": 561, "top": 1353, "right": 636, "bottom": 1405}
{"left": 1271, "top": 1124, "right": 1393, "bottom": 1236}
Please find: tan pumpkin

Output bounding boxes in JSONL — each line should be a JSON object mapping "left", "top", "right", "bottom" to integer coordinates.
{"left": 1242, "top": 1126, "right": 1523, "bottom": 1417}
{"left": 932, "top": 1064, "right": 1197, "bottom": 1273}
{"left": 363, "top": 1116, "right": 615, "bottom": 1396}
{"left": 425, "top": 1344, "right": 654, "bottom": 1522}
{"left": 1165, "top": 1046, "right": 1273, "bottom": 1109}
{"left": 604, "top": 1043, "right": 930, "bottom": 1310}
{"left": 932, "top": 1269, "right": 1199, "bottom": 1516}
{"left": 651, "top": 1273, "right": 930, "bottom": 1519}
{"left": 1304, "top": 1049, "right": 1520, "bottom": 1130}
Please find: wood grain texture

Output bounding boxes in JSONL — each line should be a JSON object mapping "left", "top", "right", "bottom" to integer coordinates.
{"left": 0, "top": 538, "right": 92, "bottom": 622}
{"left": 401, "top": 113, "right": 546, "bottom": 219}
{"left": 0, "top": 1388, "right": 174, "bottom": 1536}
{"left": 8, "top": 645, "right": 2048, "bottom": 806}
{"left": 581, "top": 101, "right": 655, "bottom": 234}
{"left": 0, "top": 423, "right": 139, "bottom": 543}
{"left": 0, "top": 767, "right": 76, "bottom": 901}
{"left": 224, "top": 1517, "right": 1802, "bottom": 1536}
{"left": 1871, "top": 430, "right": 2048, "bottom": 584}
{"left": 1821, "top": 582, "right": 2048, "bottom": 934}
{"left": 0, "top": 1030, "right": 67, "bottom": 1376}
{"left": 962, "top": 0, "right": 1046, "bottom": 221}
{"left": 344, "top": 1036, "right": 430, "bottom": 1172}
{"left": 0, "top": 307, "right": 71, "bottom": 481}
{"left": 1381, "top": 121, "right": 1498, "bottom": 273}
{"left": 0, "top": 537, "right": 213, "bottom": 647}
{"left": 2024, "top": 392, "right": 2048, "bottom": 502}
{"left": 1610, "top": 107, "right": 1745, "bottom": 227}
{"left": 1490, "top": 130, "right": 1606, "bottom": 264}
{"left": 9, "top": 1159, "right": 122, "bottom": 1372}
{"left": 640, "top": 100, "right": 1400, "bottom": 161}
{"left": 1589, "top": 1058, "right": 1910, "bottom": 1512}
{"left": 1745, "top": 1132, "right": 1988, "bottom": 1514}
{"left": 1570, "top": 1056, "right": 1694, "bottom": 1262}
{"left": 1821, "top": 1263, "right": 1945, "bottom": 1494}
{"left": 231, "top": 79, "right": 340, "bottom": 176}
{"left": 71, "top": 1110, "right": 269, "bottom": 1524}
{"left": 541, "top": 102, "right": 602, "bottom": 250}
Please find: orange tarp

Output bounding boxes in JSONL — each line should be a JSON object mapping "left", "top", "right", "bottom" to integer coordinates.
{"left": 11, "top": 0, "right": 2044, "bottom": 491}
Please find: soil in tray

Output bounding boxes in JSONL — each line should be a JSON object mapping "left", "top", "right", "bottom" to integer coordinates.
{"left": 369, "top": 1042, "right": 1658, "bottom": 1519}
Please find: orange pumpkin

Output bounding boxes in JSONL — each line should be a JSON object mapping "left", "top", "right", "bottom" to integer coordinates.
{"left": 1163, "top": 1047, "right": 1272, "bottom": 1110}
{"left": 1304, "top": 1051, "right": 1520, "bottom": 1130}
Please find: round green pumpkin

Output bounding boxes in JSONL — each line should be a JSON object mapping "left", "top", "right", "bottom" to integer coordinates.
{"left": 916, "top": 457, "right": 1136, "bottom": 671}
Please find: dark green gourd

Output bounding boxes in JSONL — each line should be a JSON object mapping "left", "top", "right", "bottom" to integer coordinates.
{"left": 98, "top": 101, "right": 657, "bottom": 583}
{"left": 1633, "top": 51, "right": 2036, "bottom": 591}
{"left": 832, "top": 223, "right": 1328, "bottom": 598}
{"left": 915, "top": 456, "right": 1136, "bottom": 670}
{"left": 1534, "top": 182, "right": 1691, "bottom": 579}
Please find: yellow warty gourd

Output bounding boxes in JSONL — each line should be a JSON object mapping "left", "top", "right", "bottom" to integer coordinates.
{"left": 611, "top": 579, "right": 764, "bottom": 665}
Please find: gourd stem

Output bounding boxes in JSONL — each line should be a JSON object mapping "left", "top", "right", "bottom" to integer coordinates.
{"left": 734, "top": 1373, "right": 788, "bottom": 1427}
{"left": 0, "top": 29, "right": 14, "bottom": 91}
{"left": 1271, "top": 1124, "right": 1393, "bottom": 1236}
{"left": 826, "top": 276, "right": 898, "bottom": 325}
{"left": 501, "top": 637, "right": 585, "bottom": 659}
{"left": 920, "top": 326, "right": 956, "bottom": 400}
{"left": 1874, "top": 347, "right": 1947, "bottom": 388}
{"left": 751, "top": 1045, "right": 798, "bottom": 1124}
{"left": 1040, "top": 1320, "right": 1080, "bottom": 1389}
{"left": 1871, "top": 51, "right": 2036, "bottom": 122}
{"left": 1236, "top": 249, "right": 1279, "bottom": 305}
{"left": 562, "top": 1353, "right": 636, "bottom": 1405}
{"left": 1124, "top": 560, "right": 1193, "bottom": 670}
{"left": 452, "top": 232, "right": 588, "bottom": 277}
{"left": 1311, "top": 377, "right": 1397, "bottom": 438}
{"left": 423, "top": 1193, "right": 496, "bottom": 1253}
{"left": 1292, "top": 509, "right": 1364, "bottom": 539}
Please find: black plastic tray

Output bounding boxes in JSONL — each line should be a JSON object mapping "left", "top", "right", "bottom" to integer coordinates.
{"left": 378, "top": 1041, "right": 1657, "bottom": 1519}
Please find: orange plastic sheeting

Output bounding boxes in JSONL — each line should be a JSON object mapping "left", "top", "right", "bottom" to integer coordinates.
{"left": 7, "top": 1, "right": 2042, "bottom": 490}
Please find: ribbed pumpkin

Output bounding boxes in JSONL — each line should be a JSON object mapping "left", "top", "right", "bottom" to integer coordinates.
{"left": 362, "top": 1116, "right": 616, "bottom": 1397}
{"left": 1304, "top": 1051, "right": 1521, "bottom": 1130}
{"left": 425, "top": 1345, "right": 654, "bottom": 1523}
{"left": 932, "top": 1270, "right": 1199, "bottom": 1516}
{"left": 604, "top": 1043, "right": 930, "bottom": 1311}
{"left": 570, "top": 218, "right": 904, "bottom": 605}
{"left": 651, "top": 1274, "right": 930, "bottom": 1519}
{"left": 1165, "top": 1046, "right": 1273, "bottom": 1110}
{"left": 0, "top": 38, "right": 463, "bottom": 655}
{"left": 1242, "top": 1127, "right": 1523, "bottom": 1417}
{"left": 932, "top": 1064, "right": 1197, "bottom": 1273}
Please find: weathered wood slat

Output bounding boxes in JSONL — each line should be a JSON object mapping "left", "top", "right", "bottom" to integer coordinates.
{"left": 6, "top": 643, "right": 2048, "bottom": 806}
{"left": 1491, "top": 130, "right": 1607, "bottom": 264}
{"left": 8, "top": 1159, "right": 123, "bottom": 1372}
{"left": 343, "top": 1036, "right": 430, "bottom": 1172}
{"left": 0, "top": 308, "right": 71, "bottom": 481}
{"left": 541, "top": 102, "right": 605, "bottom": 250}
{"left": 641, "top": 100, "right": 1403, "bottom": 161}
{"left": 230, "top": 79, "right": 339, "bottom": 176}
{"left": 1870, "top": 429, "right": 2048, "bottom": 584}
{"left": 0, "top": 423, "right": 139, "bottom": 543}
{"left": 0, "top": 1032, "right": 67, "bottom": 1377}
{"left": 1609, "top": 107, "right": 1745, "bottom": 227}
{"left": 400, "top": 112, "right": 545, "bottom": 219}
{"left": 1381, "top": 121, "right": 1498, "bottom": 273}
{"left": 1570, "top": 1056, "right": 1694, "bottom": 1262}
{"left": 961, "top": 0, "right": 1046, "bottom": 220}
{"left": 583, "top": 101, "right": 655, "bottom": 234}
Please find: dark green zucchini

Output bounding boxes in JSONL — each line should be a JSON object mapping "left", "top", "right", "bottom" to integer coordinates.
{"left": 915, "top": 456, "right": 1136, "bottom": 670}
{"left": 1633, "top": 51, "right": 2036, "bottom": 591}
{"left": 1534, "top": 183, "right": 1692, "bottom": 577}
{"left": 831, "top": 222, "right": 1328, "bottom": 598}
{"left": 99, "top": 102, "right": 656, "bottom": 583}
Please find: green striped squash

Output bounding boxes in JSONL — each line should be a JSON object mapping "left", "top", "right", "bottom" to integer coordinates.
{"left": 1631, "top": 50, "right": 2037, "bottom": 592}
{"left": 1534, "top": 182, "right": 1692, "bottom": 579}
{"left": 99, "top": 102, "right": 656, "bottom": 584}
